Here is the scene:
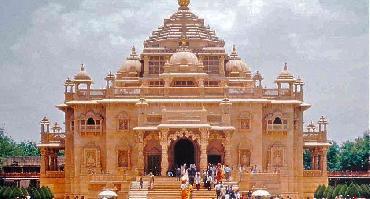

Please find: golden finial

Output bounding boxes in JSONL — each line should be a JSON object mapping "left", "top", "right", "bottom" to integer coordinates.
{"left": 178, "top": 0, "right": 190, "bottom": 8}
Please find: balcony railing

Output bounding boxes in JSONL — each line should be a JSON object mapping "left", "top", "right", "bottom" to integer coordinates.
{"left": 67, "top": 86, "right": 304, "bottom": 101}
{"left": 303, "top": 132, "right": 327, "bottom": 142}
{"left": 267, "top": 124, "right": 288, "bottom": 131}
{"left": 45, "top": 171, "right": 65, "bottom": 178}
{"left": 303, "top": 170, "right": 323, "bottom": 177}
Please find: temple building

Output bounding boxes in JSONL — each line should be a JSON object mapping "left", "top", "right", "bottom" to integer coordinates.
{"left": 38, "top": 0, "right": 331, "bottom": 198}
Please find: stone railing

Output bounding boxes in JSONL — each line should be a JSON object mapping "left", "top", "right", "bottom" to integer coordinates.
{"left": 45, "top": 170, "right": 65, "bottom": 178}
{"left": 267, "top": 124, "right": 288, "bottom": 132}
{"left": 162, "top": 109, "right": 207, "bottom": 124}
{"left": 89, "top": 174, "right": 127, "bottom": 183}
{"left": 67, "top": 86, "right": 304, "bottom": 101}
{"left": 41, "top": 132, "right": 66, "bottom": 145}
{"left": 303, "top": 132, "right": 327, "bottom": 142}
{"left": 0, "top": 172, "right": 40, "bottom": 178}
{"left": 303, "top": 170, "right": 323, "bottom": 177}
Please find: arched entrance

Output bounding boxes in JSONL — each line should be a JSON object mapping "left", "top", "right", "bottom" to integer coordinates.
{"left": 175, "top": 139, "right": 195, "bottom": 166}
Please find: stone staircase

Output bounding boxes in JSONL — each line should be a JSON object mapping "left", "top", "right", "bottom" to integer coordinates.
{"left": 128, "top": 180, "right": 149, "bottom": 199}
{"left": 147, "top": 176, "right": 217, "bottom": 199}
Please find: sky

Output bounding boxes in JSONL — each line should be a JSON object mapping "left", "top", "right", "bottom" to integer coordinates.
{"left": 0, "top": 0, "right": 368, "bottom": 143}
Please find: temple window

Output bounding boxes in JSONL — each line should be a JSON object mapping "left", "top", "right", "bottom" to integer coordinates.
{"left": 173, "top": 81, "right": 195, "bottom": 87}
{"left": 87, "top": 118, "right": 95, "bottom": 125}
{"left": 203, "top": 56, "right": 220, "bottom": 74}
{"left": 149, "top": 56, "right": 165, "bottom": 74}
{"left": 241, "top": 119, "right": 251, "bottom": 129}
{"left": 266, "top": 113, "right": 288, "bottom": 131}
{"left": 240, "top": 112, "right": 252, "bottom": 130}
{"left": 273, "top": 117, "right": 282, "bottom": 124}
{"left": 204, "top": 80, "right": 219, "bottom": 87}
{"left": 118, "top": 119, "right": 129, "bottom": 130}
{"left": 117, "top": 112, "right": 129, "bottom": 131}
{"left": 149, "top": 81, "right": 164, "bottom": 87}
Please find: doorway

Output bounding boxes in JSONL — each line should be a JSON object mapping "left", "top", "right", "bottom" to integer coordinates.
{"left": 147, "top": 155, "right": 161, "bottom": 176}
{"left": 208, "top": 155, "right": 222, "bottom": 165}
{"left": 174, "top": 139, "right": 195, "bottom": 168}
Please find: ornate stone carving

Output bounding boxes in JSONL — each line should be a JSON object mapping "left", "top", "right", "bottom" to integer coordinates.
{"left": 167, "top": 129, "right": 200, "bottom": 144}
{"left": 118, "top": 150, "right": 130, "bottom": 168}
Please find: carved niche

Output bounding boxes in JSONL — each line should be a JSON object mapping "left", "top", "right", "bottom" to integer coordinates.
{"left": 269, "top": 144, "right": 285, "bottom": 167}
{"left": 117, "top": 150, "right": 130, "bottom": 168}
{"left": 239, "top": 149, "right": 251, "bottom": 167}
{"left": 84, "top": 148, "right": 100, "bottom": 168}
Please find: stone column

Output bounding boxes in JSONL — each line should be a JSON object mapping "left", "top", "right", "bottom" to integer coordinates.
{"left": 144, "top": 56, "right": 149, "bottom": 76}
{"left": 137, "top": 131, "right": 144, "bottom": 175}
{"left": 40, "top": 148, "right": 47, "bottom": 175}
{"left": 219, "top": 56, "right": 225, "bottom": 76}
{"left": 160, "top": 129, "right": 169, "bottom": 176}
{"left": 321, "top": 148, "right": 328, "bottom": 175}
{"left": 200, "top": 128, "right": 209, "bottom": 171}
{"left": 224, "top": 131, "right": 232, "bottom": 166}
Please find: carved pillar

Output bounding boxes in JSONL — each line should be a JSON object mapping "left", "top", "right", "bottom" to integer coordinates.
{"left": 224, "top": 131, "right": 232, "bottom": 166}
{"left": 144, "top": 56, "right": 149, "bottom": 76}
{"left": 219, "top": 56, "right": 225, "bottom": 76}
{"left": 40, "top": 148, "right": 47, "bottom": 174}
{"left": 310, "top": 149, "right": 315, "bottom": 170}
{"left": 160, "top": 129, "right": 169, "bottom": 176}
{"left": 137, "top": 131, "right": 144, "bottom": 174}
{"left": 198, "top": 78, "right": 204, "bottom": 97}
{"left": 321, "top": 148, "right": 328, "bottom": 175}
{"left": 164, "top": 77, "right": 172, "bottom": 97}
{"left": 200, "top": 128, "right": 209, "bottom": 171}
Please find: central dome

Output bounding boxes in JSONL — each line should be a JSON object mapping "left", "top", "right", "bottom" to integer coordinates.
{"left": 169, "top": 51, "right": 198, "bottom": 65}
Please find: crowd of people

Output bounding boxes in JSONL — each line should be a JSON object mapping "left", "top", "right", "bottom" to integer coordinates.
{"left": 176, "top": 163, "right": 245, "bottom": 199}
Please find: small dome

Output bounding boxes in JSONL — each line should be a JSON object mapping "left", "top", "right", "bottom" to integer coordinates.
{"left": 276, "top": 63, "right": 295, "bottom": 81}
{"left": 74, "top": 64, "right": 92, "bottom": 81}
{"left": 169, "top": 51, "right": 198, "bottom": 65}
{"left": 226, "top": 59, "right": 250, "bottom": 72}
{"left": 253, "top": 71, "right": 263, "bottom": 81}
{"left": 119, "top": 46, "right": 142, "bottom": 73}
{"left": 225, "top": 45, "right": 250, "bottom": 72}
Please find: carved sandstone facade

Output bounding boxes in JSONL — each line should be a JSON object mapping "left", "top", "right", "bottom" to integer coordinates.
{"left": 38, "top": 1, "right": 330, "bottom": 198}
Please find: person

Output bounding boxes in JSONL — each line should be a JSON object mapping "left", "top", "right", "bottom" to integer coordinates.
{"left": 195, "top": 172, "right": 201, "bottom": 191}
{"left": 139, "top": 176, "right": 143, "bottom": 189}
{"left": 206, "top": 175, "right": 213, "bottom": 191}
{"left": 238, "top": 165, "right": 244, "bottom": 182}
{"left": 215, "top": 182, "right": 222, "bottom": 198}
{"left": 181, "top": 179, "right": 188, "bottom": 199}
{"left": 149, "top": 172, "right": 155, "bottom": 190}
{"left": 187, "top": 183, "right": 193, "bottom": 199}
{"left": 176, "top": 167, "right": 182, "bottom": 181}
{"left": 224, "top": 165, "right": 232, "bottom": 181}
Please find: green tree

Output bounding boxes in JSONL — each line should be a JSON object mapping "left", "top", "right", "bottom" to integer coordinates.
{"left": 331, "top": 184, "right": 342, "bottom": 198}
{"left": 323, "top": 185, "right": 333, "bottom": 199}
{"left": 12, "top": 187, "right": 24, "bottom": 198}
{"left": 338, "top": 184, "right": 347, "bottom": 196}
{"left": 327, "top": 141, "right": 341, "bottom": 171}
{"left": 345, "top": 183, "right": 360, "bottom": 197}
{"left": 303, "top": 149, "right": 312, "bottom": 170}
{"left": 315, "top": 184, "right": 326, "bottom": 198}
{"left": 339, "top": 133, "right": 369, "bottom": 171}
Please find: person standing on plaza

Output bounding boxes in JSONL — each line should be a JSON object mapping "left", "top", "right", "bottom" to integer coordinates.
{"left": 139, "top": 176, "right": 143, "bottom": 189}
{"left": 195, "top": 172, "right": 201, "bottom": 191}
{"left": 224, "top": 165, "right": 232, "bottom": 181}
{"left": 149, "top": 172, "right": 155, "bottom": 190}
{"left": 176, "top": 166, "right": 182, "bottom": 181}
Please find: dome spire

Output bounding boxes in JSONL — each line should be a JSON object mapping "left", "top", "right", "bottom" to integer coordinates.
{"left": 178, "top": 0, "right": 190, "bottom": 10}
{"left": 284, "top": 62, "right": 288, "bottom": 71}
{"left": 80, "top": 64, "right": 85, "bottom": 71}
